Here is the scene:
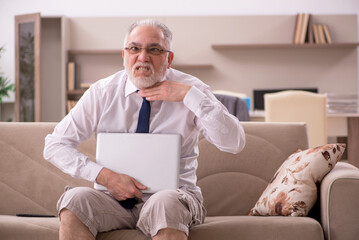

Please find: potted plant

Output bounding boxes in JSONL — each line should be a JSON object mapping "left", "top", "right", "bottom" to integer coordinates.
{"left": 0, "top": 46, "right": 15, "bottom": 121}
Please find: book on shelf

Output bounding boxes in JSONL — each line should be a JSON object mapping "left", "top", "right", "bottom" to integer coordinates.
{"left": 322, "top": 24, "right": 333, "bottom": 44}
{"left": 306, "top": 16, "right": 314, "bottom": 44}
{"left": 293, "top": 13, "right": 334, "bottom": 45}
{"left": 312, "top": 24, "right": 333, "bottom": 44}
{"left": 293, "top": 13, "right": 303, "bottom": 44}
{"left": 312, "top": 24, "right": 319, "bottom": 44}
{"left": 67, "top": 62, "right": 76, "bottom": 91}
{"left": 317, "top": 24, "right": 326, "bottom": 44}
{"left": 299, "top": 13, "right": 310, "bottom": 44}
{"left": 293, "top": 13, "right": 311, "bottom": 44}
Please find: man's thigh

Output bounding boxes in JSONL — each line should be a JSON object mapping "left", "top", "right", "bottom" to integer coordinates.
{"left": 57, "top": 186, "right": 143, "bottom": 236}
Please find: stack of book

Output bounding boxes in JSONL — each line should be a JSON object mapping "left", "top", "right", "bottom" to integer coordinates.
{"left": 326, "top": 93, "right": 358, "bottom": 114}
{"left": 293, "top": 13, "right": 333, "bottom": 44}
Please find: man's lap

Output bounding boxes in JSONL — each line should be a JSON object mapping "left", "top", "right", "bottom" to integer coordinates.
{"left": 57, "top": 186, "right": 205, "bottom": 237}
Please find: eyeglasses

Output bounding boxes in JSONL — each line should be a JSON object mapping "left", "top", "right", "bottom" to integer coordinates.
{"left": 124, "top": 46, "right": 171, "bottom": 56}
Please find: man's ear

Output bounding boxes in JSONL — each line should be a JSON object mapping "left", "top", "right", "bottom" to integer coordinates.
{"left": 122, "top": 49, "right": 126, "bottom": 67}
{"left": 167, "top": 52, "right": 174, "bottom": 69}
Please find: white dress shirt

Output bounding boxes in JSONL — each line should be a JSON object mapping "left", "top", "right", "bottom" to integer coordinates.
{"left": 43, "top": 68, "right": 245, "bottom": 201}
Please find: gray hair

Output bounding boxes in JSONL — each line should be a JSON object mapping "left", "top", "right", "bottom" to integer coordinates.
{"left": 123, "top": 19, "right": 173, "bottom": 50}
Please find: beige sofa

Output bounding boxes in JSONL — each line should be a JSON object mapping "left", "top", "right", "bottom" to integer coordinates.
{"left": 1, "top": 122, "right": 359, "bottom": 240}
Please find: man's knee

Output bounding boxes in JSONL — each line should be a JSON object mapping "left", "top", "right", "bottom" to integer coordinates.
{"left": 60, "top": 208, "right": 74, "bottom": 220}
{"left": 153, "top": 228, "right": 187, "bottom": 240}
{"left": 59, "top": 208, "right": 95, "bottom": 240}
{"left": 137, "top": 190, "right": 191, "bottom": 237}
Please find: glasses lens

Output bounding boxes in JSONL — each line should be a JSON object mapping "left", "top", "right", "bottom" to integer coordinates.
{"left": 126, "top": 47, "right": 168, "bottom": 55}
{"left": 127, "top": 47, "right": 140, "bottom": 54}
{"left": 148, "top": 48, "right": 161, "bottom": 55}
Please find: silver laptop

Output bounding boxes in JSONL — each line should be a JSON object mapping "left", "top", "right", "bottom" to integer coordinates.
{"left": 94, "top": 133, "right": 181, "bottom": 193}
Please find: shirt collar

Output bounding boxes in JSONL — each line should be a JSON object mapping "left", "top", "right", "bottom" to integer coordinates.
{"left": 124, "top": 75, "right": 139, "bottom": 97}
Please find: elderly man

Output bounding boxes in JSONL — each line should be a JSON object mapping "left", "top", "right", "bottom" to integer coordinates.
{"left": 44, "top": 19, "right": 245, "bottom": 240}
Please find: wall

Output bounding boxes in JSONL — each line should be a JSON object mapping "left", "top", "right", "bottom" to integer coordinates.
{"left": 0, "top": 0, "right": 359, "bottom": 104}
{"left": 68, "top": 15, "right": 357, "bottom": 97}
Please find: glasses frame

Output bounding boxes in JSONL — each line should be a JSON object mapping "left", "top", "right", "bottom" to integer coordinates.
{"left": 124, "top": 46, "right": 171, "bottom": 56}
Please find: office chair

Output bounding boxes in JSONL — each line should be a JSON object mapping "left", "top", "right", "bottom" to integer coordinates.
{"left": 264, "top": 90, "right": 327, "bottom": 148}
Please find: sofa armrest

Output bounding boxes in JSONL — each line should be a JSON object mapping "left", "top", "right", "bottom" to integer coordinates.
{"left": 320, "top": 162, "right": 359, "bottom": 240}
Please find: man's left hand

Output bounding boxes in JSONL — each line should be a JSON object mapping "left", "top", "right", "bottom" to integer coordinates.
{"left": 138, "top": 80, "right": 191, "bottom": 102}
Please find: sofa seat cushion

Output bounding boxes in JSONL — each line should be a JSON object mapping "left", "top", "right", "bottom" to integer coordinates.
{"left": 0, "top": 215, "right": 59, "bottom": 240}
{"left": 0, "top": 215, "right": 150, "bottom": 240}
{"left": 61, "top": 216, "right": 326, "bottom": 240}
{"left": 0, "top": 215, "right": 323, "bottom": 240}
{"left": 189, "top": 216, "right": 324, "bottom": 240}
{"left": 96, "top": 216, "right": 324, "bottom": 240}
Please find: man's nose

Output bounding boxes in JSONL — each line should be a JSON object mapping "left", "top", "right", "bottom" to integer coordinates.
{"left": 137, "top": 49, "right": 150, "bottom": 61}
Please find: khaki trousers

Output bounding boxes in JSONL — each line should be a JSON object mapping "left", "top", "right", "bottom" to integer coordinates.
{"left": 57, "top": 186, "right": 205, "bottom": 237}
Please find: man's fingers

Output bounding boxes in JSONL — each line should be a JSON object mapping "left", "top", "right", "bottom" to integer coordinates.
{"left": 138, "top": 81, "right": 176, "bottom": 101}
{"left": 116, "top": 195, "right": 127, "bottom": 201}
{"left": 139, "top": 80, "right": 191, "bottom": 102}
{"left": 107, "top": 173, "right": 146, "bottom": 200}
{"left": 134, "top": 179, "right": 147, "bottom": 190}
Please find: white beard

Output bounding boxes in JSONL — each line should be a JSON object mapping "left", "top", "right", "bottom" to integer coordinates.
{"left": 125, "top": 62, "right": 167, "bottom": 89}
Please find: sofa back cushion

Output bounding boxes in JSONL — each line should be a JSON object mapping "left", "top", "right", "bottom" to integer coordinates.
{"left": 196, "top": 122, "right": 309, "bottom": 216}
{"left": 0, "top": 122, "right": 95, "bottom": 216}
{"left": 0, "top": 122, "right": 308, "bottom": 218}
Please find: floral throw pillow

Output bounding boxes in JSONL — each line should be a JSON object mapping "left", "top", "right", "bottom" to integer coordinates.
{"left": 249, "top": 143, "right": 346, "bottom": 217}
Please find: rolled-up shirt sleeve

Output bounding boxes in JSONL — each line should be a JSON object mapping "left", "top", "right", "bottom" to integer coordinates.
{"left": 183, "top": 86, "right": 246, "bottom": 154}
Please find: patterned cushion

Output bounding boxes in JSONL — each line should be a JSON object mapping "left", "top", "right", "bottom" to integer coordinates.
{"left": 249, "top": 143, "right": 346, "bottom": 216}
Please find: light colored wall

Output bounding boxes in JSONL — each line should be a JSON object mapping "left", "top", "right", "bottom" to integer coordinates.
{"left": 1, "top": 0, "right": 359, "bottom": 103}
{"left": 67, "top": 15, "right": 357, "bottom": 100}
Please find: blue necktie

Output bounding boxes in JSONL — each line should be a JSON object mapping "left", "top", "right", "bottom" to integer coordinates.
{"left": 136, "top": 97, "right": 151, "bottom": 133}
{"left": 118, "top": 96, "right": 150, "bottom": 209}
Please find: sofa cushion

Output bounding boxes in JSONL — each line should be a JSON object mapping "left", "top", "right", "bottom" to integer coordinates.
{"left": 0, "top": 215, "right": 324, "bottom": 240}
{"left": 189, "top": 216, "right": 324, "bottom": 240}
{"left": 101, "top": 216, "right": 324, "bottom": 240}
{"left": 0, "top": 122, "right": 94, "bottom": 216}
{"left": 0, "top": 215, "right": 59, "bottom": 240}
{"left": 249, "top": 144, "right": 346, "bottom": 217}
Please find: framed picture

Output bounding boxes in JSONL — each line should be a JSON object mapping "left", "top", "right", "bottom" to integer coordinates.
{"left": 14, "top": 13, "right": 41, "bottom": 122}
